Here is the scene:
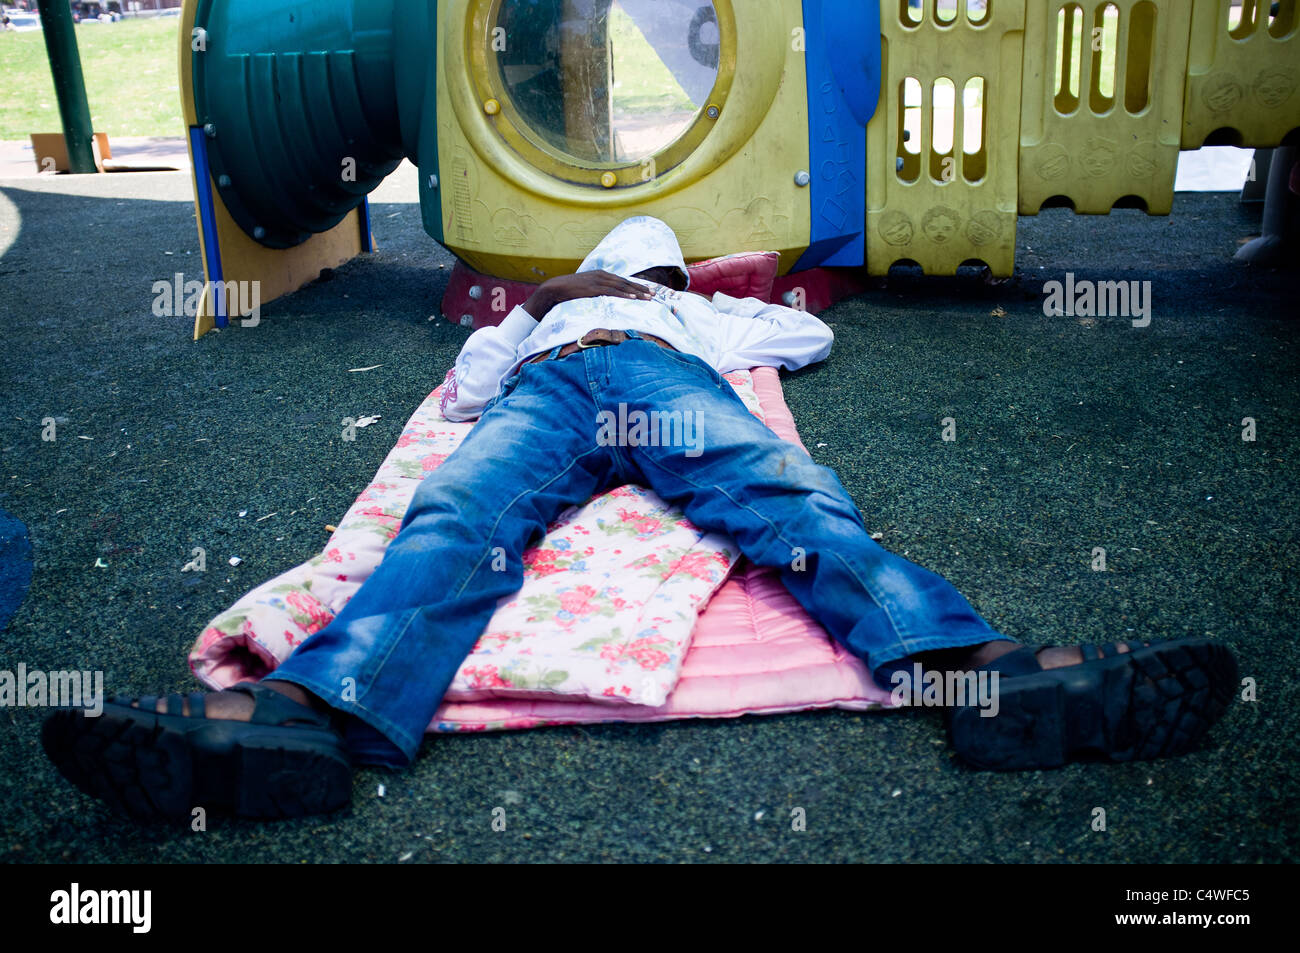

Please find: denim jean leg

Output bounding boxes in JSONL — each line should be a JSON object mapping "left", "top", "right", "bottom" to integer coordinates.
{"left": 268, "top": 356, "right": 619, "bottom": 766}
{"left": 609, "top": 344, "right": 1008, "bottom": 686}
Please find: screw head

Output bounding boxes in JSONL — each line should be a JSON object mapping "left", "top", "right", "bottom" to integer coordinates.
{"left": 217, "top": 174, "right": 231, "bottom": 188}
{"left": 600, "top": 171, "right": 618, "bottom": 188}
{"left": 484, "top": 98, "right": 500, "bottom": 115}
{"left": 460, "top": 314, "right": 474, "bottom": 327}
{"left": 252, "top": 225, "right": 266, "bottom": 240}
{"left": 203, "top": 123, "right": 217, "bottom": 138}
{"left": 794, "top": 170, "right": 811, "bottom": 187}
{"left": 468, "top": 285, "right": 483, "bottom": 300}
{"left": 705, "top": 104, "right": 720, "bottom": 119}
{"left": 427, "top": 174, "right": 439, "bottom": 189}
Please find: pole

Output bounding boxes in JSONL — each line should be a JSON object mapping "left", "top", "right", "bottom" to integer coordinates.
{"left": 1235, "top": 146, "right": 1298, "bottom": 267}
{"left": 36, "top": 0, "right": 97, "bottom": 173}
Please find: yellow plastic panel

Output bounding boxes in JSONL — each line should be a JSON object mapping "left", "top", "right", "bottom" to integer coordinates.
{"left": 1021, "top": 0, "right": 1192, "bottom": 215}
{"left": 866, "top": 0, "right": 1026, "bottom": 276}
{"left": 1182, "top": 0, "right": 1300, "bottom": 148}
{"left": 187, "top": 168, "right": 371, "bottom": 340}
{"left": 436, "top": 0, "right": 811, "bottom": 282}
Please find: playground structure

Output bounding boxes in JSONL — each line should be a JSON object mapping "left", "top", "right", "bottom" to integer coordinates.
{"left": 177, "top": 0, "right": 1299, "bottom": 337}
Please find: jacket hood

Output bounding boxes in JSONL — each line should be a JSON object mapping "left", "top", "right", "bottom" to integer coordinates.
{"left": 576, "top": 216, "right": 690, "bottom": 290}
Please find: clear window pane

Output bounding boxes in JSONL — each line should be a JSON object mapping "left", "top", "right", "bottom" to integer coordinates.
{"left": 496, "top": 0, "right": 720, "bottom": 164}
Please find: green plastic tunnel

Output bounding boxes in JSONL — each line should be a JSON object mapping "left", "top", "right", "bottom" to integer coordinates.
{"left": 190, "top": 0, "right": 415, "bottom": 248}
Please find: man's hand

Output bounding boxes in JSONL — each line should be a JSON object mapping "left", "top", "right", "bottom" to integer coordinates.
{"left": 522, "top": 270, "right": 655, "bottom": 320}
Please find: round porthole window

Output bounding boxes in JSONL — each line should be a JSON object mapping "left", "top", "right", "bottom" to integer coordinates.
{"left": 471, "top": 0, "right": 733, "bottom": 187}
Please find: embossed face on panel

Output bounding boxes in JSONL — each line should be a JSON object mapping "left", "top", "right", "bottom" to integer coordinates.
{"left": 495, "top": 0, "right": 720, "bottom": 164}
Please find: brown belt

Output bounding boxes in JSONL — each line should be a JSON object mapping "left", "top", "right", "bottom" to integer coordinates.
{"left": 526, "top": 328, "right": 676, "bottom": 365}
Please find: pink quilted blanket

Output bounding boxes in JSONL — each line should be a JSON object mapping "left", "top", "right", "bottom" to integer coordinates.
{"left": 189, "top": 366, "right": 895, "bottom": 732}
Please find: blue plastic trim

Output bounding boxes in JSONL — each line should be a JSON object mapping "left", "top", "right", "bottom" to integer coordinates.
{"left": 189, "top": 125, "right": 227, "bottom": 328}
{"left": 793, "top": 0, "right": 879, "bottom": 270}
{"left": 826, "top": 0, "right": 882, "bottom": 127}
{"left": 359, "top": 196, "right": 374, "bottom": 252}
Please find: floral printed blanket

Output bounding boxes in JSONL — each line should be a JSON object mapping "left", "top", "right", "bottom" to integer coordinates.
{"left": 190, "top": 370, "right": 771, "bottom": 708}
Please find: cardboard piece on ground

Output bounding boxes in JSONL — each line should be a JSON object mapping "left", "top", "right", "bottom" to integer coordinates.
{"left": 29, "top": 132, "right": 111, "bottom": 173}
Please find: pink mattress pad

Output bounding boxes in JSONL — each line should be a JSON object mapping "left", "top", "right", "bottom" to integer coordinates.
{"left": 428, "top": 367, "right": 893, "bottom": 731}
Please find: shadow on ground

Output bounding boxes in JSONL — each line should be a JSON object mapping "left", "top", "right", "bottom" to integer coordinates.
{"left": 0, "top": 173, "right": 1295, "bottom": 862}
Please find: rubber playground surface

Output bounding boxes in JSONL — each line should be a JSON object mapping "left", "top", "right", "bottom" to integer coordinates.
{"left": 0, "top": 164, "right": 1295, "bottom": 863}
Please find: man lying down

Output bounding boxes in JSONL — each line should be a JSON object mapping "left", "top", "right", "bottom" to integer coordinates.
{"left": 43, "top": 216, "right": 1238, "bottom": 820}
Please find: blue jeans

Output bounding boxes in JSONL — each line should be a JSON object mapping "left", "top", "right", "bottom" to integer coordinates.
{"left": 267, "top": 336, "right": 1005, "bottom": 766}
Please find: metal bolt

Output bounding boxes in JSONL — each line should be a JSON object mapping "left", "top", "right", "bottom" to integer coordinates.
{"left": 217, "top": 174, "right": 231, "bottom": 188}
{"left": 706, "top": 104, "right": 720, "bottom": 119}
{"left": 600, "top": 171, "right": 617, "bottom": 188}
{"left": 468, "top": 285, "right": 483, "bottom": 300}
{"left": 460, "top": 314, "right": 474, "bottom": 327}
{"left": 896, "top": 156, "right": 904, "bottom": 172}
{"left": 252, "top": 226, "right": 266, "bottom": 240}
{"left": 782, "top": 291, "right": 797, "bottom": 306}
{"left": 794, "top": 170, "right": 811, "bottom": 187}
{"left": 203, "top": 123, "right": 217, "bottom": 138}
{"left": 484, "top": 98, "right": 500, "bottom": 115}
{"left": 427, "top": 174, "right": 439, "bottom": 189}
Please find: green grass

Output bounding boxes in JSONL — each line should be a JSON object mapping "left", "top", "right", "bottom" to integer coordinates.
{"left": 1053, "top": 7, "right": 1121, "bottom": 105}
{"left": 607, "top": 2, "right": 696, "bottom": 117}
{"left": 0, "top": 17, "right": 184, "bottom": 141}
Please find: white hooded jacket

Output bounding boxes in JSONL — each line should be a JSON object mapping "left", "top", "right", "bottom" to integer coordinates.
{"left": 439, "top": 216, "right": 834, "bottom": 421}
